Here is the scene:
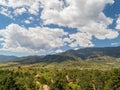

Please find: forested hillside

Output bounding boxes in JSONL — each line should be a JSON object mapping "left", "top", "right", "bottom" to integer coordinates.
{"left": 0, "top": 46, "right": 120, "bottom": 90}
{"left": 0, "top": 68, "right": 120, "bottom": 90}
{"left": 5, "top": 46, "right": 120, "bottom": 64}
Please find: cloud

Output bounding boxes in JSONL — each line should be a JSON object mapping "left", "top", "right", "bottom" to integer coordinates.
{"left": 41, "top": 0, "right": 114, "bottom": 27}
{"left": 0, "top": 24, "right": 68, "bottom": 53}
{"left": 116, "top": 16, "right": 120, "bottom": 30}
{"left": 111, "top": 42, "right": 120, "bottom": 46}
{"left": 79, "top": 21, "right": 119, "bottom": 40}
{"left": 24, "top": 20, "right": 31, "bottom": 24}
{"left": 0, "top": 0, "right": 119, "bottom": 55}
{"left": 0, "top": 0, "right": 41, "bottom": 16}
{"left": 0, "top": 7, "right": 12, "bottom": 18}
{"left": 13, "top": 7, "right": 27, "bottom": 16}
{"left": 40, "top": 0, "right": 118, "bottom": 43}
{"left": 28, "top": 17, "right": 34, "bottom": 21}
{"left": 0, "top": 0, "right": 34, "bottom": 8}
{"left": 69, "top": 32, "right": 94, "bottom": 47}
{"left": 56, "top": 49, "right": 64, "bottom": 53}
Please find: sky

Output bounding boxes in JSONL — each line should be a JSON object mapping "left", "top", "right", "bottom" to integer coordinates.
{"left": 0, "top": 0, "right": 120, "bottom": 56}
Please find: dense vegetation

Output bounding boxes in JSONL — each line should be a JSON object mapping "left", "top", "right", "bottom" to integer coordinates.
{"left": 0, "top": 67, "right": 120, "bottom": 90}
{"left": 0, "top": 46, "right": 120, "bottom": 90}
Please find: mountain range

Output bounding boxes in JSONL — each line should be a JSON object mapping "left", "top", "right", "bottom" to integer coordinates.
{"left": 0, "top": 55, "right": 17, "bottom": 62}
{"left": 0, "top": 46, "right": 120, "bottom": 64}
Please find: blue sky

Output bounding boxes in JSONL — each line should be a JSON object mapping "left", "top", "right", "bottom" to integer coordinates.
{"left": 0, "top": 0, "right": 120, "bottom": 56}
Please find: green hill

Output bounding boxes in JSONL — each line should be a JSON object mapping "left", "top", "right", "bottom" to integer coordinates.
{"left": 0, "top": 47, "right": 120, "bottom": 90}
{"left": 0, "top": 46, "right": 120, "bottom": 69}
{"left": 10, "top": 46, "right": 120, "bottom": 64}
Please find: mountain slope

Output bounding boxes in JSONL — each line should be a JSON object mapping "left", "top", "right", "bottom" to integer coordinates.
{"left": 11, "top": 46, "right": 120, "bottom": 64}
{"left": 0, "top": 46, "right": 119, "bottom": 64}
{"left": 0, "top": 55, "right": 17, "bottom": 62}
{"left": 62, "top": 46, "right": 120, "bottom": 59}
{"left": 13, "top": 55, "right": 76, "bottom": 64}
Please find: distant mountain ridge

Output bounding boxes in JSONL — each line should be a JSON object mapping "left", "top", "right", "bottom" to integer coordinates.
{"left": 1, "top": 46, "right": 120, "bottom": 63}
{"left": 13, "top": 46, "right": 120, "bottom": 64}
{"left": 62, "top": 46, "right": 120, "bottom": 59}
{"left": 0, "top": 55, "right": 17, "bottom": 62}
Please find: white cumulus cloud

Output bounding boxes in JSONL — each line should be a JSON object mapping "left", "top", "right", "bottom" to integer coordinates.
{"left": 0, "top": 0, "right": 41, "bottom": 16}
{"left": 69, "top": 32, "right": 94, "bottom": 48}
{"left": 0, "top": 24, "right": 68, "bottom": 53}
{"left": 0, "top": 0, "right": 119, "bottom": 54}
{"left": 116, "top": 16, "right": 120, "bottom": 30}
{"left": 13, "top": 7, "right": 27, "bottom": 16}
{"left": 40, "top": 0, "right": 118, "bottom": 44}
